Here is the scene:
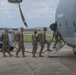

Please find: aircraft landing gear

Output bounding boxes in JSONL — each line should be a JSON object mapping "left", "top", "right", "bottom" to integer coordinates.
{"left": 73, "top": 47, "right": 76, "bottom": 55}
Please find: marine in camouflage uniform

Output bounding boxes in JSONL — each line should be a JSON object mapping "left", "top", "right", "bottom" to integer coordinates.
{"left": 16, "top": 27, "right": 27, "bottom": 57}
{"left": 39, "top": 27, "right": 50, "bottom": 57}
{"left": 53, "top": 28, "right": 61, "bottom": 48}
{"left": 32, "top": 30, "right": 38, "bottom": 58}
{"left": 2, "top": 28, "right": 13, "bottom": 57}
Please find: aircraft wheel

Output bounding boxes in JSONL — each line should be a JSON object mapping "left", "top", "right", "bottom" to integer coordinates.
{"left": 73, "top": 47, "right": 76, "bottom": 55}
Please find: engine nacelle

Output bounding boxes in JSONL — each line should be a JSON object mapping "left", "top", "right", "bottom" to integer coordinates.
{"left": 8, "top": 0, "right": 23, "bottom": 3}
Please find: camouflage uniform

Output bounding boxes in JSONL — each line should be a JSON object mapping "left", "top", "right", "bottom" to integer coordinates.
{"left": 53, "top": 28, "right": 61, "bottom": 48}
{"left": 32, "top": 31, "right": 38, "bottom": 57}
{"left": 39, "top": 32, "right": 45, "bottom": 57}
{"left": 39, "top": 27, "right": 50, "bottom": 57}
{"left": 2, "top": 30, "right": 13, "bottom": 57}
{"left": 16, "top": 28, "right": 26, "bottom": 57}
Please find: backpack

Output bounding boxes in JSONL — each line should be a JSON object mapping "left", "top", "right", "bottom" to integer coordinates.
{"left": 50, "top": 23, "right": 57, "bottom": 31}
{"left": 0, "top": 34, "right": 4, "bottom": 42}
{"left": 14, "top": 32, "right": 20, "bottom": 42}
{"left": 37, "top": 33, "right": 43, "bottom": 41}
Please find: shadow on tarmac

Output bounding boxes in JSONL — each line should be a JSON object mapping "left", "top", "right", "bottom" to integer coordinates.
{"left": 48, "top": 55, "right": 76, "bottom": 59}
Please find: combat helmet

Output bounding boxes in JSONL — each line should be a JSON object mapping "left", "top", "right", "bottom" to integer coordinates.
{"left": 43, "top": 27, "right": 47, "bottom": 31}
{"left": 34, "top": 30, "right": 37, "bottom": 34}
{"left": 4, "top": 28, "right": 9, "bottom": 32}
{"left": 20, "top": 27, "right": 24, "bottom": 31}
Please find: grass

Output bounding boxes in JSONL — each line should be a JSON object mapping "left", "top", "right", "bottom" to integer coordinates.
{"left": 24, "top": 31, "right": 52, "bottom": 42}
{"left": 24, "top": 35, "right": 32, "bottom": 42}
{"left": 24, "top": 35, "right": 54, "bottom": 42}
{"left": 15, "top": 31, "right": 63, "bottom": 42}
{"left": 23, "top": 31, "right": 55, "bottom": 42}
{"left": 23, "top": 31, "right": 52, "bottom": 34}
{"left": 14, "top": 31, "right": 53, "bottom": 42}
{"left": 46, "top": 36, "right": 54, "bottom": 42}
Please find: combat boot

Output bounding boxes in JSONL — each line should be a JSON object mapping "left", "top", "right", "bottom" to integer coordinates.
{"left": 9, "top": 54, "right": 13, "bottom": 57}
{"left": 39, "top": 55, "right": 44, "bottom": 57}
{"left": 15, "top": 55, "right": 20, "bottom": 58}
{"left": 3, "top": 54, "right": 7, "bottom": 57}
{"left": 53, "top": 44, "right": 56, "bottom": 48}
{"left": 22, "top": 55, "right": 27, "bottom": 57}
{"left": 47, "top": 49, "right": 52, "bottom": 51}
{"left": 32, "top": 55, "right": 37, "bottom": 58}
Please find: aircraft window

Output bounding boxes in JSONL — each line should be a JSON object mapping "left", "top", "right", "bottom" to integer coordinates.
{"left": 65, "top": 21, "right": 67, "bottom": 25}
{"left": 73, "top": 22, "right": 76, "bottom": 32}
{"left": 73, "top": 22, "right": 75, "bottom": 26}
{"left": 59, "top": 24, "right": 61, "bottom": 27}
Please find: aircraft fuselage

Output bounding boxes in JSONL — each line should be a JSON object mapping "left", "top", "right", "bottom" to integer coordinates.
{"left": 56, "top": 0, "right": 76, "bottom": 47}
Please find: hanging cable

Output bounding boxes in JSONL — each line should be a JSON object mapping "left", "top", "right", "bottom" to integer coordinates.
{"left": 18, "top": 3, "right": 28, "bottom": 27}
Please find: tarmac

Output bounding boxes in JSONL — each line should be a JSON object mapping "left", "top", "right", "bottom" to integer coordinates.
{"left": 0, "top": 43, "right": 76, "bottom": 75}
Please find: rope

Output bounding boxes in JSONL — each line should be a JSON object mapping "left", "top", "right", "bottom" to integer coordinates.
{"left": 14, "top": 37, "right": 54, "bottom": 54}
{"left": 14, "top": 46, "right": 48, "bottom": 54}
{"left": 50, "top": 37, "right": 54, "bottom": 45}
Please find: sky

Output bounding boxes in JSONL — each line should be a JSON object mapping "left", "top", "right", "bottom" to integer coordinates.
{"left": 0, "top": 0, "right": 59, "bottom": 28}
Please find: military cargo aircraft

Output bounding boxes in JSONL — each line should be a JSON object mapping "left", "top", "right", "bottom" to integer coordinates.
{"left": 55, "top": 0, "right": 76, "bottom": 55}
{"left": 8, "top": 0, "right": 76, "bottom": 56}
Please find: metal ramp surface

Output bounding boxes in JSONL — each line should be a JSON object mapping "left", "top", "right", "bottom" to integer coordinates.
{"left": 48, "top": 43, "right": 65, "bottom": 56}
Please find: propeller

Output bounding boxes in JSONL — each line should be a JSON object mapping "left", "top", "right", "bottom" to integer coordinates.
{"left": 8, "top": 0, "right": 28, "bottom": 27}
{"left": 18, "top": 3, "right": 28, "bottom": 27}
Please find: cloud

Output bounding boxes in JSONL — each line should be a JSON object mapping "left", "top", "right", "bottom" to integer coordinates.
{"left": 0, "top": 0, "right": 59, "bottom": 28}
{"left": 21, "top": 0, "right": 59, "bottom": 20}
{"left": 0, "top": 0, "right": 11, "bottom": 10}
{"left": 0, "top": 0, "right": 18, "bottom": 16}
